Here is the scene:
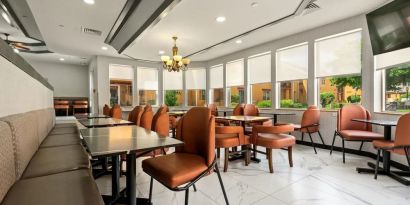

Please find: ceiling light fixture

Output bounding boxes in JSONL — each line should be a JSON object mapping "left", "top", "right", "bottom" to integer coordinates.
{"left": 160, "top": 36, "right": 190, "bottom": 72}
{"left": 158, "top": 50, "right": 165, "bottom": 55}
{"left": 83, "top": 0, "right": 95, "bottom": 5}
{"left": 235, "top": 39, "right": 242, "bottom": 44}
{"left": 251, "top": 2, "right": 259, "bottom": 7}
{"left": 59, "top": 58, "right": 65, "bottom": 61}
{"left": 101, "top": 46, "right": 108, "bottom": 50}
{"left": 216, "top": 16, "right": 226, "bottom": 23}
{"left": 13, "top": 48, "right": 19, "bottom": 53}
{"left": 1, "top": 11, "right": 11, "bottom": 24}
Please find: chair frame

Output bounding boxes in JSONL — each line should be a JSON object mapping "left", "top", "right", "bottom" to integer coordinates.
{"left": 330, "top": 130, "right": 369, "bottom": 163}
{"left": 299, "top": 123, "right": 325, "bottom": 154}
{"left": 374, "top": 146, "right": 410, "bottom": 183}
{"left": 147, "top": 155, "right": 229, "bottom": 205}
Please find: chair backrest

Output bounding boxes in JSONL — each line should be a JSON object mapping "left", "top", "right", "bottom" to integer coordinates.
{"left": 301, "top": 106, "right": 320, "bottom": 132}
{"left": 395, "top": 113, "right": 410, "bottom": 147}
{"left": 308, "top": 105, "right": 318, "bottom": 109}
{"left": 176, "top": 107, "right": 215, "bottom": 166}
{"left": 337, "top": 104, "right": 371, "bottom": 131}
{"left": 74, "top": 100, "right": 88, "bottom": 105}
{"left": 103, "top": 104, "right": 110, "bottom": 115}
{"left": 128, "top": 106, "right": 137, "bottom": 122}
{"left": 244, "top": 104, "right": 259, "bottom": 116}
{"left": 232, "top": 104, "right": 245, "bottom": 115}
{"left": 132, "top": 106, "right": 144, "bottom": 126}
{"left": 54, "top": 100, "right": 69, "bottom": 105}
{"left": 110, "top": 104, "right": 122, "bottom": 119}
{"left": 140, "top": 105, "right": 153, "bottom": 130}
{"left": 152, "top": 105, "right": 170, "bottom": 136}
{"left": 207, "top": 104, "right": 218, "bottom": 116}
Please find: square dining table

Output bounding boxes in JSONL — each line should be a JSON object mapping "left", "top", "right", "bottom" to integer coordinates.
{"left": 74, "top": 113, "right": 110, "bottom": 119}
{"left": 258, "top": 112, "right": 295, "bottom": 124}
{"left": 78, "top": 118, "right": 134, "bottom": 128}
{"left": 80, "top": 126, "right": 184, "bottom": 205}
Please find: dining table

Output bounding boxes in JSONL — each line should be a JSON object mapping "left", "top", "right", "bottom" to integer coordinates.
{"left": 258, "top": 111, "right": 295, "bottom": 124}
{"left": 352, "top": 119, "right": 409, "bottom": 185}
{"left": 80, "top": 126, "right": 184, "bottom": 205}
{"left": 78, "top": 118, "right": 134, "bottom": 128}
{"left": 74, "top": 113, "right": 110, "bottom": 119}
{"left": 217, "top": 108, "right": 233, "bottom": 116}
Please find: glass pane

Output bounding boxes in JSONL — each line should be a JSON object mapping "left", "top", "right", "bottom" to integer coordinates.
{"left": 212, "top": 88, "right": 224, "bottom": 106}
{"left": 110, "top": 80, "right": 133, "bottom": 107}
{"left": 385, "top": 65, "right": 410, "bottom": 112}
{"left": 110, "top": 86, "right": 118, "bottom": 107}
{"left": 279, "top": 80, "right": 308, "bottom": 108}
{"left": 138, "top": 90, "right": 157, "bottom": 105}
{"left": 119, "top": 84, "right": 132, "bottom": 106}
{"left": 228, "top": 86, "right": 245, "bottom": 107}
{"left": 165, "top": 90, "right": 184, "bottom": 106}
{"left": 318, "top": 75, "right": 362, "bottom": 110}
{"left": 251, "top": 83, "right": 272, "bottom": 108}
{"left": 188, "top": 89, "right": 206, "bottom": 106}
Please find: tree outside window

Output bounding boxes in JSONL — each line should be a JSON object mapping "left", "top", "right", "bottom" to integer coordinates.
{"left": 385, "top": 65, "right": 410, "bottom": 112}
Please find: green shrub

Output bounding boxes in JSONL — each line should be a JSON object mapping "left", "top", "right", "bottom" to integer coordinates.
{"left": 165, "top": 90, "right": 178, "bottom": 106}
{"left": 256, "top": 100, "right": 272, "bottom": 108}
{"left": 320, "top": 92, "right": 335, "bottom": 108}
{"left": 347, "top": 95, "right": 361, "bottom": 103}
{"left": 280, "top": 99, "right": 294, "bottom": 108}
{"left": 231, "top": 95, "right": 240, "bottom": 104}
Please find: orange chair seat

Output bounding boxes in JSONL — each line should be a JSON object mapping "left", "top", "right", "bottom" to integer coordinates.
{"left": 255, "top": 133, "right": 295, "bottom": 149}
{"left": 73, "top": 105, "right": 88, "bottom": 108}
{"left": 339, "top": 130, "right": 383, "bottom": 141}
{"left": 373, "top": 140, "right": 407, "bottom": 155}
{"left": 142, "top": 153, "right": 208, "bottom": 188}
{"left": 54, "top": 105, "right": 69, "bottom": 109}
{"left": 216, "top": 134, "right": 250, "bottom": 148}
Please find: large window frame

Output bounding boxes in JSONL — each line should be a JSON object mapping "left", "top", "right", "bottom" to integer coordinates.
{"left": 163, "top": 70, "right": 184, "bottom": 107}
{"left": 209, "top": 64, "right": 224, "bottom": 106}
{"left": 226, "top": 59, "right": 245, "bottom": 107}
{"left": 137, "top": 67, "right": 158, "bottom": 106}
{"left": 109, "top": 64, "right": 134, "bottom": 107}
{"left": 248, "top": 52, "right": 272, "bottom": 108}
{"left": 186, "top": 68, "right": 206, "bottom": 106}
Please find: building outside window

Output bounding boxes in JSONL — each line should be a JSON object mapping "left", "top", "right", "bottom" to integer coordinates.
{"left": 226, "top": 59, "right": 245, "bottom": 107}
{"left": 276, "top": 43, "right": 309, "bottom": 108}
{"left": 209, "top": 65, "right": 224, "bottom": 106}
{"left": 137, "top": 67, "right": 158, "bottom": 105}
{"left": 384, "top": 64, "right": 410, "bottom": 112}
{"left": 248, "top": 52, "right": 272, "bottom": 108}
{"left": 316, "top": 29, "right": 362, "bottom": 110}
{"left": 186, "top": 68, "right": 206, "bottom": 106}
{"left": 163, "top": 70, "right": 184, "bottom": 106}
{"left": 109, "top": 64, "right": 133, "bottom": 107}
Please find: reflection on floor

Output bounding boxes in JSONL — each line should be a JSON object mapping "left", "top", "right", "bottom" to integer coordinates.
{"left": 95, "top": 146, "right": 410, "bottom": 205}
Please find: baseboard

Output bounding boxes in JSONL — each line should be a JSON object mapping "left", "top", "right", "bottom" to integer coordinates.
{"left": 296, "top": 140, "right": 410, "bottom": 171}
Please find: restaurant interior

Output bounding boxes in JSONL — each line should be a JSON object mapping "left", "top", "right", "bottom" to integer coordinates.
{"left": 1, "top": 0, "right": 410, "bottom": 205}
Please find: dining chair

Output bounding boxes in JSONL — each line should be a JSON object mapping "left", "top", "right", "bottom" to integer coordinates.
{"left": 252, "top": 123, "right": 295, "bottom": 173}
{"left": 132, "top": 106, "right": 144, "bottom": 125}
{"left": 127, "top": 106, "right": 137, "bottom": 122}
{"left": 243, "top": 104, "right": 271, "bottom": 134}
{"left": 294, "top": 105, "right": 324, "bottom": 154}
{"left": 72, "top": 100, "right": 88, "bottom": 115}
{"left": 140, "top": 105, "right": 153, "bottom": 130}
{"left": 142, "top": 107, "right": 229, "bottom": 205}
{"left": 207, "top": 104, "right": 218, "bottom": 116}
{"left": 152, "top": 105, "right": 170, "bottom": 136}
{"left": 216, "top": 126, "right": 250, "bottom": 172}
{"left": 330, "top": 104, "right": 383, "bottom": 163}
{"left": 54, "top": 100, "right": 70, "bottom": 116}
{"left": 103, "top": 104, "right": 110, "bottom": 116}
{"left": 109, "top": 104, "right": 122, "bottom": 119}
{"left": 373, "top": 113, "right": 410, "bottom": 180}
{"left": 233, "top": 103, "right": 245, "bottom": 115}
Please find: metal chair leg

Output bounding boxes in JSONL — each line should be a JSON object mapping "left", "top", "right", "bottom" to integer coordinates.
{"left": 301, "top": 132, "right": 304, "bottom": 142}
{"left": 185, "top": 189, "right": 189, "bottom": 205}
{"left": 330, "top": 131, "right": 337, "bottom": 155}
{"left": 224, "top": 148, "right": 229, "bottom": 172}
{"left": 342, "top": 139, "right": 345, "bottom": 163}
{"left": 193, "top": 184, "right": 197, "bottom": 192}
{"left": 149, "top": 177, "right": 153, "bottom": 203}
{"left": 288, "top": 146, "right": 293, "bottom": 167}
{"left": 375, "top": 149, "right": 381, "bottom": 179}
{"left": 217, "top": 148, "right": 220, "bottom": 158}
{"left": 405, "top": 148, "right": 410, "bottom": 171}
{"left": 318, "top": 131, "right": 325, "bottom": 145}
{"left": 215, "top": 163, "right": 229, "bottom": 205}
{"left": 267, "top": 149, "right": 273, "bottom": 173}
{"left": 359, "top": 141, "right": 364, "bottom": 151}
{"left": 308, "top": 132, "right": 317, "bottom": 154}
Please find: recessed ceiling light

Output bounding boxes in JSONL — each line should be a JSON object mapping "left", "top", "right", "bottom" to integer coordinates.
{"left": 59, "top": 58, "right": 65, "bottom": 61}
{"left": 83, "top": 0, "right": 95, "bottom": 5}
{"left": 216, "top": 16, "right": 226, "bottom": 23}
{"left": 251, "top": 2, "right": 259, "bottom": 7}
{"left": 1, "top": 12, "right": 11, "bottom": 24}
{"left": 13, "top": 48, "right": 19, "bottom": 53}
{"left": 235, "top": 39, "right": 242, "bottom": 44}
{"left": 158, "top": 50, "right": 165, "bottom": 55}
{"left": 101, "top": 46, "right": 108, "bottom": 50}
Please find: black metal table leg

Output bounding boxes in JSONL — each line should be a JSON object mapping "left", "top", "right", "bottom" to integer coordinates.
{"left": 126, "top": 153, "right": 136, "bottom": 205}
{"left": 273, "top": 115, "right": 278, "bottom": 124}
{"left": 112, "top": 155, "right": 120, "bottom": 202}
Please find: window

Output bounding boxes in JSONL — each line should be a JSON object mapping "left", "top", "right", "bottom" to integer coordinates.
{"left": 137, "top": 67, "right": 158, "bottom": 106}
{"left": 226, "top": 59, "right": 245, "bottom": 107}
{"left": 384, "top": 65, "right": 410, "bottom": 112}
{"left": 163, "top": 71, "right": 184, "bottom": 106}
{"left": 248, "top": 52, "right": 272, "bottom": 108}
{"left": 186, "top": 68, "right": 206, "bottom": 106}
{"left": 109, "top": 64, "right": 133, "bottom": 107}
{"left": 316, "top": 29, "right": 362, "bottom": 109}
{"left": 276, "top": 43, "right": 308, "bottom": 108}
{"left": 209, "top": 65, "right": 224, "bottom": 106}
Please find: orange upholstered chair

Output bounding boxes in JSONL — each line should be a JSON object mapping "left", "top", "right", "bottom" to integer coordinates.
{"left": 140, "top": 105, "right": 153, "bottom": 130}
{"left": 252, "top": 124, "right": 295, "bottom": 173}
{"left": 152, "top": 105, "right": 170, "bottom": 137}
{"left": 207, "top": 104, "right": 218, "bottom": 116}
{"left": 142, "top": 107, "right": 229, "bottom": 205}
{"left": 244, "top": 104, "right": 272, "bottom": 133}
{"left": 295, "top": 105, "right": 324, "bottom": 154}
{"left": 110, "top": 104, "right": 122, "bottom": 119}
{"left": 216, "top": 126, "right": 250, "bottom": 172}
{"left": 132, "top": 106, "right": 144, "bottom": 125}
{"left": 233, "top": 103, "right": 245, "bottom": 115}
{"left": 103, "top": 104, "right": 110, "bottom": 116}
{"left": 373, "top": 113, "right": 410, "bottom": 181}
{"left": 330, "top": 104, "right": 383, "bottom": 163}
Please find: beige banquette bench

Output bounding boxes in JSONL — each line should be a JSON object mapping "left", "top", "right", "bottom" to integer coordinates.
{"left": 0, "top": 108, "right": 103, "bottom": 205}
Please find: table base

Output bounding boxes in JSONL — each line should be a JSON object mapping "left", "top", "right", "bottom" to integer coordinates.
{"left": 357, "top": 162, "right": 410, "bottom": 185}
{"left": 228, "top": 153, "right": 261, "bottom": 163}
{"left": 102, "top": 195, "right": 152, "bottom": 205}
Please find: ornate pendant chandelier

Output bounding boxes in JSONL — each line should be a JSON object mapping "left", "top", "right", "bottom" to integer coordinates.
{"left": 160, "top": 36, "right": 190, "bottom": 72}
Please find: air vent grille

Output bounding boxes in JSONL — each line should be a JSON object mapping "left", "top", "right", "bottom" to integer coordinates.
{"left": 301, "top": 2, "right": 320, "bottom": 16}
{"left": 81, "top": 27, "right": 102, "bottom": 36}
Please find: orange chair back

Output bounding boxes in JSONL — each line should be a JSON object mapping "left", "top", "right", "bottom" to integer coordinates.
{"left": 152, "top": 105, "right": 170, "bottom": 137}
{"left": 207, "top": 104, "right": 218, "bottom": 116}
{"left": 395, "top": 113, "right": 410, "bottom": 147}
{"left": 232, "top": 104, "right": 245, "bottom": 116}
{"left": 110, "top": 105, "right": 122, "bottom": 119}
{"left": 244, "top": 104, "right": 259, "bottom": 116}
{"left": 301, "top": 106, "right": 320, "bottom": 132}
{"left": 132, "top": 106, "right": 144, "bottom": 125}
{"left": 140, "top": 105, "right": 153, "bottom": 130}
{"left": 103, "top": 104, "right": 110, "bottom": 115}
{"left": 337, "top": 104, "right": 371, "bottom": 132}
{"left": 176, "top": 107, "right": 215, "bottom": 166}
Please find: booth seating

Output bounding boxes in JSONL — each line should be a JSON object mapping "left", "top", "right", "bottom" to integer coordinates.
{"left": 0, "top": 108, "right": 103, "bottom": 205}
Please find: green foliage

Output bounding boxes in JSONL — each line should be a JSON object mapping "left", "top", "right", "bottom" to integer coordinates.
{"left": 280, "top": 99, "right": 307, "bottom": 108}
{"left": 256, "top": 100, "right": 271, "bottom": 108}
{"left": 320, "top": 92, "right": 335, "bottom": 108}
{"left": 231, "top": 94, "right": 240, "bottom": 104}
{"left": 330, "top": 75, "right": 362, "bottom": 92}
{"left": 386, "top": 66, "right": 410, "bottom": 92}
{"left": 165, "top": 90, "right": 178, "bottom": 106}
{"left": 347, "top": 95, "right": 361, "bottom": 103}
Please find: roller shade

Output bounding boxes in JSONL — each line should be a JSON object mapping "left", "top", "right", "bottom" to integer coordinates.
{"left": 226, "top": 59, "right": 244, "bottom": 87}
{"left": 163, "top": 71, "right": 183, "bottom": 90}
{"left": 210, "top": 65, "right": 223, "bottom": 89}
{"left": 186, "top": 68, "right": 206, "bottom": 89}
{"left": 375, "top": 47, "right": 410, "bottom": 70}
{"left": 276, "top": 43, "right": 308, "bottom": 82}
{"left": 316, "top": 29, "right": 362, "bottom": 77}
{"left": 109, "top": 64, "right": 134, "bottom": 80}
{"left": 137, "top": 67, "right": 158, "bottom": 90}
{"left": 248, "top": 52, "right": 271, "bottom": 84}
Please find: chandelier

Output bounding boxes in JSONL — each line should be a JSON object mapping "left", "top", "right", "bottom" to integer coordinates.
{"left": 160, "top": 36, "right": 190, "bottom": 72}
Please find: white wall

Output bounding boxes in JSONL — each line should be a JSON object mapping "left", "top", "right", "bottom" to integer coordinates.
{"left": 28, "top": 60, "right": 89, "bottom": 98}
{"left": 0, "top": 55, "right": 53, "bottom": 117}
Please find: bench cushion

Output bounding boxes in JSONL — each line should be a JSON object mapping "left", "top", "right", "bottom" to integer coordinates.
{"left": 2, "top": 170, "right": 104, "bottom": 205}
{"left": 40, "top": 133, "right": 81, "bottom": 148}
{"left": 0, "top": 122, "right": 16, "bottom": 202}
{"left": 22, "top": 145, "right": 90, "bottom": 179}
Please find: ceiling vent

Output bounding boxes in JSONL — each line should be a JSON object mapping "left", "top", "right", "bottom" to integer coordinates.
{"left": 81, "top": 27, "right": 102, "bottom": 36}
{"left": 301, "top": 1, "right": 320, "bottom": 16}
